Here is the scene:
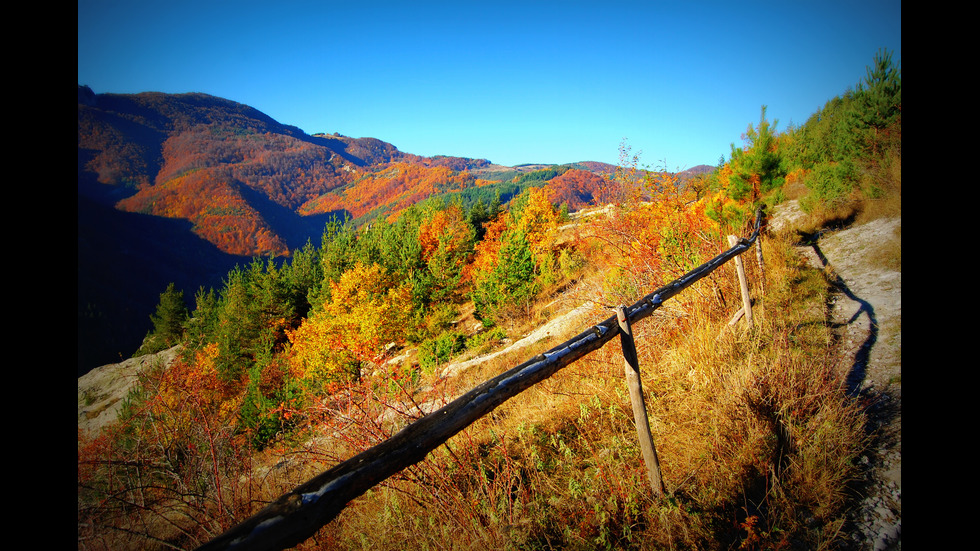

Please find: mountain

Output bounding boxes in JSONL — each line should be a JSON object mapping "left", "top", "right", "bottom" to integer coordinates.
{"left": 79, "top": 86, "right": 518, "bottom": 256}
{"left": 78, "top": 86, "right": 404, "bottom": 374}
{"left": 77, "top": 86, "right": 705, "bottom": 375}
{"left": 678, "top": 164, "right": 716, "bottom": 178}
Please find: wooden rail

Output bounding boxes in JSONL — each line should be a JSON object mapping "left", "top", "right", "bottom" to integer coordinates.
{"left": 197, "top": 209, "right": 763, "bottom": 551}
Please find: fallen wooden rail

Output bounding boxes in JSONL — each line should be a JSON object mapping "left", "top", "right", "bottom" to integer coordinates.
{"left": 197, "top": 209, "right": 763, "bottom": 551}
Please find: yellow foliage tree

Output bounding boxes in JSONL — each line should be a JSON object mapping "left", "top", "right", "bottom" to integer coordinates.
{"left": 514, "top": 186, "right": 560, "bottom": 255}
{"left": 287, "top": 262, "right": 413, "bottom": 388}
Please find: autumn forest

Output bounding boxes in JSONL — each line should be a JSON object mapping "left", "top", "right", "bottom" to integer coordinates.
{"left": 78, "top": 50, "right": 900, "bottom": 550}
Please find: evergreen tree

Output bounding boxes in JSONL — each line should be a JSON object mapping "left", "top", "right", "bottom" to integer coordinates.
{"left": 472, "top": 227, "right": 538, "bottom": 323}
{"left": 855, "top": 48, "right": 901, "bottom": 156}
{"left": 319, "top": 217, "right": 359, "bottom": 293}
{"left": 779, "top": 50, "right": 901, "bottom": 207}
{"left": 286, "top": 239, "right": 324, "bottom": 322}
{"left": 467, "top": 198, "right": 489, "bottom": 241}
{"left": 488, "top": 191, "right": 502, "bottom": 221}
{"left": 153, "top": 283, "right": 188, "bottom": 343}
{"left": 214, "top": 265, "right": 255, "bottom": 380}
{"left": 185, "top": 286, "right": 219, "bottom": 351}
{"left": 140, "top": 282, "right": 188, "bottom": 354}
{"left": 497, "top": 229, "right": 537, "bottom": 302}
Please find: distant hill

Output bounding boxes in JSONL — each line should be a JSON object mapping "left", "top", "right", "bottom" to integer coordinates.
{"left": 679, "top": 164, "right": 716, "bottom": 178}
{"left": 77, "top": 85, "right": 706, "bottom": 375}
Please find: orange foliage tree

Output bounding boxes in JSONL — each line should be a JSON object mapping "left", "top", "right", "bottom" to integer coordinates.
{"left": 546, "top": 168, "right": 607, "bottom": 211}
{"left": 467, "top": 187, "right": 564, "bottom": 323}
{"left": 299, "top": 162, "right": 491, "bottom": 222}
{"left": 464, "top": 208, "right": 509, "bottom": 287}
{"left": 417, "top": 203, "right": 476, "bottom": 303}
{"left": 116, "top": 170, "right": 290, "bottom": 257}
{"left": 580, "top": 167, "right": 737, "bottom": 308}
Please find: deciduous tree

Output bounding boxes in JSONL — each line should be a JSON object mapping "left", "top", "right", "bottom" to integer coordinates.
{"left": 287, "top": 262, "right": 414, "bottom": 389}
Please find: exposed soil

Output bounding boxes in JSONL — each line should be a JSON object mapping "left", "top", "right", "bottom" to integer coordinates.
{"left": 770, "top": 200, "right": 901, "bottom": 550}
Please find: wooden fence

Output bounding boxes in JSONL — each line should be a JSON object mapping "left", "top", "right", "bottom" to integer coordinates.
{"left": 197, "top": 209, "right": 764, "bottom": 551}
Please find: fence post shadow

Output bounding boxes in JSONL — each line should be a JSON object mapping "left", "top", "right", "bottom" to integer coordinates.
{"left": 803, "top": 235, "right": 878, "bottom": 396}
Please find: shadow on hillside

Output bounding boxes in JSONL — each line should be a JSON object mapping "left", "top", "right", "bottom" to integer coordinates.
{"left": 235, "top": 184, "right": 344, "bottom": 251}
{"left": 301, "top": 210, "right": 354, "bottom": 233}
{"left": 304, "top": 134, "right": 367, "bottom": 167}
{"left": 78, "top": 196, "right": 251, "bottom": 376}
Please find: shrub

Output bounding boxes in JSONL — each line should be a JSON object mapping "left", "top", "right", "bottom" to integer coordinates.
{"left": 465, "top": 325, "right": 507, "bottom": 352}
{"left": 800, "top": 160, "right": 858, "bottom": 209}
{"left": 418, "top": 331, "right": 468, "bottom": 374}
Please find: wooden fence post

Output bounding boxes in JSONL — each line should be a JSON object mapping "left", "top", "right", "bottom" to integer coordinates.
{"left": 615, "top": 305, "right": 665, "bottom": 499}
{"left": 727, "top": 235, "right": 753, "bottom": 328}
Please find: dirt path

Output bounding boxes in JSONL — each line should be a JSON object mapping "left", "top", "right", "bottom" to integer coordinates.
{"left": 771, "top": 200, "right": 901, "bottom": 550}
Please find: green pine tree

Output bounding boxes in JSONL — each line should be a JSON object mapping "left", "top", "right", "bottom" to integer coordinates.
{"left": 856, "top": 48, "right": 901, "bottom": 156}
{"left": 468, "top": 198, "right": 489, "bottom": 241}
{"left": 138, "top": 282, "right": 188, "bottom": 355}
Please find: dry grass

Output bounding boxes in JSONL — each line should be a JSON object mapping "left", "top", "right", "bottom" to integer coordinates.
{"left": 295, "top": 234, "right": 869, "bottom": 550}
{"left": 864, "top": 223, "right": 901, "bottom": 272}
{"left": 80, "top": 218, "right": 871, "bottom": 551}
{"left": 855, "top": 150, "right": 901, "bottom": 224}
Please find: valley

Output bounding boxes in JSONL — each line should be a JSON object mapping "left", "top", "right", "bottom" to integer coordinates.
{"left": 78, "top": 86, "right": 686, "bottom": 375}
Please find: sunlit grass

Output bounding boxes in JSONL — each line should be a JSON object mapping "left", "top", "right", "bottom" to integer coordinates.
{"left": 301, "top": 232, "right": 868, "bottom": 550}
{"left": 79, "top": 205, "right": 873, "bottom": 551}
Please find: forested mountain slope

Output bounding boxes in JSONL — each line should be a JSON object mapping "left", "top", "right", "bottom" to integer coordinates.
{"left": 78, "top": 86, "right": 619, "bottom": 374}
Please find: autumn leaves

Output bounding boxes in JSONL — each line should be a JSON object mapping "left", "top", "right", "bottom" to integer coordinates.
{"left": 286, "top": 187, "right": 567, "bottom": 390}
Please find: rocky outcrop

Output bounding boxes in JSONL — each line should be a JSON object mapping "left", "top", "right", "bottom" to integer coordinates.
{"left": 77, "top": 345, "right": 182, "bottom": 438}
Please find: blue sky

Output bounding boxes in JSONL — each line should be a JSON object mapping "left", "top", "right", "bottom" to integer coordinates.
{"left": 78, "top": 1, "right": 901, "bottom": 170}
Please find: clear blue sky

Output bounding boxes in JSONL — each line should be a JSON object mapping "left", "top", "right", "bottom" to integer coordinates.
{"left": 78, "top": 0, "right": 901, "bottom": 170}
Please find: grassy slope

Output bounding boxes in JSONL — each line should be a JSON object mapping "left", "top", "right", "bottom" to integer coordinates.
{"left": 245, "top": 216, "right": 869, "bottom": 550}
{"left": 77, "top": 206, "right": 878, "bottom": 551}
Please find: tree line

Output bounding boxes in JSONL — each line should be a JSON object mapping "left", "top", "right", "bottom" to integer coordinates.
{"left": 708, "top": 48, "right": 901, "bottom": 218}
{"left": 138, "top": 184, "right": 578, "bottom": 448}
